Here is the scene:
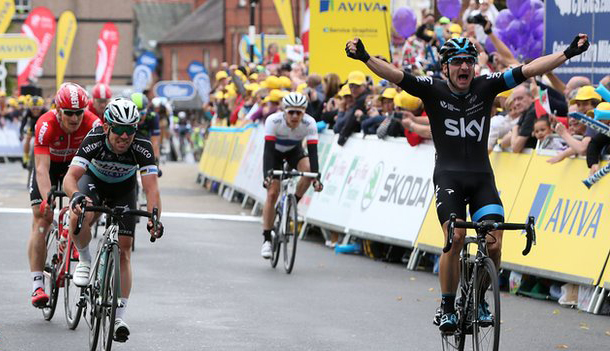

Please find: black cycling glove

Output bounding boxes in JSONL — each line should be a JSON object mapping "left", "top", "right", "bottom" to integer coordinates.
{"left": 147, "top": 220, "right": 164, "bottom": 239}
{"left": 70, "top": 192, "right": 86, "bottom": 211}
{"left": 346, "top": 39, "right": 371, "bottom": 63}
{"left": 563, "top": 35, "right": 589, "bottom": 59}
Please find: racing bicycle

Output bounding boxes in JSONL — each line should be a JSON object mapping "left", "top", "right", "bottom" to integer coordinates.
{"left": 436, "top": 213, "right": 536, "bottom": 351}
{"left": 268, "top": 166, "right": 320, "bottom": 274}
{"left": 74, "top": 204, "right": 161, "bottom": 351}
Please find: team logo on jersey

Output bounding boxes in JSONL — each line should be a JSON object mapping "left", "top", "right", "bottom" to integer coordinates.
{"left": 38, "top": 122, "right": 49, "bottom": 144}
{"left": 416, "top": 76, "right": 433, "bottom": 85}
{"left": 468, "top": 95, "right": 478, "bottom": 105}
{"left": 82, "top": 140, "right": 103, "bottom": 154}
{"left": 445, "top": 117, "right": 485, "bottom": 142}
{"left": 440, "top": 101, "right": 459, "bottom": 112}
{"left": 486, "top": 72, "right": 502, "bottom": 80}
{"left": 69, "top": 85, "right": 79, "bottom": 108}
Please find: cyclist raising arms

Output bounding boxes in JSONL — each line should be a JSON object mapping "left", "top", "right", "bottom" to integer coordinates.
{"left": 27, "top": 83, "right": 100, "bottom": 307}
{"left": 260, "top": 92, "right": 323, "bottom": 259}
{"left": 345, "top": 33, "right": 590, "bottom": 331}
{"left": 63, "top": 98, "right": 163, "bottom": 342}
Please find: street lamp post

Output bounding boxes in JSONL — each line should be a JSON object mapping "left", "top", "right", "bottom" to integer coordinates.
{"left": 249, "top": 0, "right": 258, "bottom": 63}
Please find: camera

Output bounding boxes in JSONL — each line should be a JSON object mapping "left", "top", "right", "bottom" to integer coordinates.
{"left": 467, "top": 13, "right": 487, "bottom": 25}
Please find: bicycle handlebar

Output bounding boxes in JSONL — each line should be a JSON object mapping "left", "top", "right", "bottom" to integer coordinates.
{"left": 443, "top": 213, "right": 536, "bottom": 256}
{"left": 46, "top": 186, "right": 67, "bottom": 211}
{"left": 270, "top": 170, "right": 319, "bottom": 179}
{"left": 74, "top": 204, "right": 161, "bottom": 243}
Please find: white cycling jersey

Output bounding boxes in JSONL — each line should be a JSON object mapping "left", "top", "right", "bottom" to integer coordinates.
{"left": 264, "top": 111, "right": 318, "bottom": 152}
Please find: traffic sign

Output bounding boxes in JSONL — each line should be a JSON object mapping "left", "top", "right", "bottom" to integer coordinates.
{"left": 153, "top": 81, "right": 196, "bottom": 101}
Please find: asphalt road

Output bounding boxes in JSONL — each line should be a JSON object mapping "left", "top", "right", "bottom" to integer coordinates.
{"left": 0, "top": 162, "right": 608, "bottom": 351}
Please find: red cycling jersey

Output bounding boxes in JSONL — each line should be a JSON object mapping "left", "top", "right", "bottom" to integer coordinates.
{"left": 34, "top": 110, "right": 101, "bottom": 163}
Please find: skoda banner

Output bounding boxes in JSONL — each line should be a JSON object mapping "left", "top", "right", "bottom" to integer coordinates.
{"left": 95, "top": 22, "right": 120, "bottom": 84}
{"left": 17, "top": 6, "right": 56, "bottom": 88}
{"left": 56, "top": 11, "right": 77, "bottom": 91}
{"left": 187, "top": 61, "right": 211, "bottom": 104}
{"left": 545, "top": 0, "right": 610, "bottom": 83}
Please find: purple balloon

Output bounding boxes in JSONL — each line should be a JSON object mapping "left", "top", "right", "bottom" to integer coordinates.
{"left": 506, "top": 19, "right": 525, "bottom": 34}
{"left": 437, "top": 0, "right": 461, "bottom": 19}
{"left": 495, "top": 9, "right": 514, "bottom": 30}
{"left": 533, "top": 8, "right": 544, "bottom": 24}
{"left": 531, "top": 0, "right": 544, "bottom": 11}
{"left": 392, "top": 7, "right": 417, "bottom": 38}
{"left": 507, "top": 0, "right": 529, "bottom": 17}
{"left": 533, "top": 23, "right": 544, "bottom": 40}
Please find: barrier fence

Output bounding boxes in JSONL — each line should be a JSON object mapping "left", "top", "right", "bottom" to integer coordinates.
{"left": 0, "top": 121, "right": 22, "bottom": 158}
{"left": 198, "top": 124, "right": 610, "bottom": 312}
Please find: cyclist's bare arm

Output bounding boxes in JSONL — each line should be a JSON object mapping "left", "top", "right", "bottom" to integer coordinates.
{"left": 34, "top": 154, "right": 52, "bottom": 205}
{"left": 141, "top": 174, "right": 162, "bottom": 216}
{"left": 62, "top": 166, "right": 86, "bottom": 200}
{"left": 365, "top": 55, "right": 404, "bottom": 84}
{"left": 522, "top": 34, "right": 589, "bottom": 78}
{"left": 151, "top": 135, "right": 160, "bottom": 159}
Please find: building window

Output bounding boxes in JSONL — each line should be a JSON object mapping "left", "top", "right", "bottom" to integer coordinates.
{"left": 15, "top": 0, "right": 31, "bottom": 16}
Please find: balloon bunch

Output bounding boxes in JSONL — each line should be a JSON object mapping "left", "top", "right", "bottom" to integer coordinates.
{"left": 392, "top": 7, "right": 417, "bottom": 38}
{"left": 438, "top": 0, "right": 461, "bottom": 20}
{"left": 493, "top": 0, "right": 544, "bottom": 60}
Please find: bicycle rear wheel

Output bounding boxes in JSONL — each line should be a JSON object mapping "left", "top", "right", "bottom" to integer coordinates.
{"left": 99, "top": 245, "right": 120, "bottom": 351}
{"left": 472, "top": 257, "right": 500, "bottom": 351}
{"left": 42, "top": 226, "right": 60, "bottom": 321}
{"left": 282, "top": 194, "right": 298, "bottom": 274}
{"left": 270, "top": 207, "right": 281, "bottom": 268}
{"left": 64, "top": 240, "right": 84, "bottom": 330}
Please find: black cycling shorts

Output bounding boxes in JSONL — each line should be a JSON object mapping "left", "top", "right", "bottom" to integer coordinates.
{"left": 271, "top": 146, "right": 307, "bottom": 178}
{"left": 433, "top": 171, "right": 504, "bottom": 225}
{"left": 78, "top": 173, "right": 138, "bottom": 237}
{"left": 29, "top": 162, "right": 69, "bottom": 206}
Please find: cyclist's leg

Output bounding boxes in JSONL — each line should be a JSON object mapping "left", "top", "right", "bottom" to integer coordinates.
{"left": 69, "top": 174, "right": 102, "bottom": 263}
{"left": 262, "top": 150, "right": 284, "bottom": 239}
{"left": 290, "top": 146, "right": 312, "bottom": 200}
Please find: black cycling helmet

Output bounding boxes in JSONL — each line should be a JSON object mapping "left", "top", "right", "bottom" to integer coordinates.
{"left": 439, "top": 37, "right": 478, "bottom": 64}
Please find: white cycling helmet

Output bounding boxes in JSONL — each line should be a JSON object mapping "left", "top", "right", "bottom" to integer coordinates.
{"left": 104, "top": 98, "right": 140, "bottom": 125}
{"left": 282, "top": 92, "right": 308, "bottom": 111}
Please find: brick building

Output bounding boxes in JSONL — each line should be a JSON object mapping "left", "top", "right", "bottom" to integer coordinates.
{"left": 157, "top": 0, "right": 300, "bottom": 82}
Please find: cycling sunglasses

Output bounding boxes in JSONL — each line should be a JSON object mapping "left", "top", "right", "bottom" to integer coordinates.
{"left": 62, "top": 109, "right": 85, "bottom": 117}
{"left": 110, "top": 124, "right": 137, "bottom": 136}
{"left": 448, "top": 56, "right": 477, "bottom": 67}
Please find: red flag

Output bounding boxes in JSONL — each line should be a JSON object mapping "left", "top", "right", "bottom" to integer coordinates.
{"left": 95, "top": 22, "right": 120, "bottom": 84}
{"left": 17, "top": 7, "right": 56, "bottom": 88}
{"left": 301, "top": 6, "right": 309, "bottom": 53}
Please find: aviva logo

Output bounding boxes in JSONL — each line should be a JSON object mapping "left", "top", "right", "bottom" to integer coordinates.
{"left": 320, "top": 1, "right": 384, "bottom": 12}
{"left": 528, "top": 184, "right": 603, "bottom": 238}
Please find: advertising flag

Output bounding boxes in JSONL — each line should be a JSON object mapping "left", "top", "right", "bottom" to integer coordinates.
{"left": 301, "top": 5, "right": 309, "bottom": 53}
{"left": 56, "top": 11, "right": 77, "bottom": 91}
{"left": 188, "top": 60, "right": 211, "bottom": 104}
{"left": 95, "top": 22, "right": 120, "bottom": 84}
{"left": 17, "top": 6, "right": 56, "bottom": 88}
{"left": 310, "top": 0, "right": 391, "bottom": 82}
{"left": 272, "top": 0, "right": 295, "bottom": 44}
{"left": 0, "top": 0, "right": 15, "bottom": 34}
{"left": 132, "top": 51, "right": 157, "bottom": 92}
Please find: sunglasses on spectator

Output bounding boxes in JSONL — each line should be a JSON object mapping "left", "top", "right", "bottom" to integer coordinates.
{"left": 448, "top": 56, "right": 477, "bottom": 67}
{"left": 62, "top": 109, "right": 84, "bottom": 116}
{"left": 110, "top": 124, "right": 137, "bottom": 136}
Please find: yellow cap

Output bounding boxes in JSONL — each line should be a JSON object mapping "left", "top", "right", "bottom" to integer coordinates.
{"left": 570, "top": 85, "right": 602, "bottom": 104}
{"left": 263, "top": 89, "right": 284, "bottom": 103}
{"left": 338, "top": 84, "right": 351, "bottom": 97}
{"left": 224, "top": 90, "right": 236, "bottom": 100}
{"left": 31, "top": 96, "right": 44, "bottom": 107}
{"left": 215, "top": 70, "right": 228, "bottom": 81}
{"left": 497, "top": 89, "right": 513, "bottom": 98}
{"left": 347, "top": 70, "right": 366, "bottom": 86}
{"left": 296, "top": 83, "right": 307, "bottom": 94}
{"left": 245, "top": 83, "right": 261, "bottom": 93}
{"left": 279, "top": 76, "right": 292, "bottom": 89}
{"left": 380, "top": 88, "right": 398, "bottom": 100}
{"left": 7, "top": 97, "right": 17, "bottom": 107}
{"left": 249, "top": 73, "right": 259, "bottom": 81}
{"left": 265, "top": 76, "right": 281, "bottom": 90}
{"left": 449, "top": 23, "right": 462, "bottom": 34}
{"left": 214, "top": 91, "right": 224, "bottom": 100}
{"left": 18, "top": 95, "right": 27, "bottom": 104}
{"left": 394, "top": 91, "right": 422, "bottom": 110}
{"left": 234, "top": 70, "right": 247, "bottom": 82}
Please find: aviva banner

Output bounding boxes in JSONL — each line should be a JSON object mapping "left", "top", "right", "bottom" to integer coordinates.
{"left": 56, "top": 11, "right": 77, "bottom": 91}
{"left": 503, "top": 154, "right": 610, "bottom": 285}
{"left": 309, "top": 0, "right": 391, "bottom": 81}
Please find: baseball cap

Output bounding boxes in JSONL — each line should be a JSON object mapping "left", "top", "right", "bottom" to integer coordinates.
{"left": 570, "top": 85, "right": 602, "bottom": 104}
{"left": 215, "top": 71, "right": 228, "bottom": 81}
{"left": 338, "top": 85, "right": 352, "bottom": 97}
{"left": 497, "top": 89, "right": 513, "bottom": 99}
{"left": 263, "top": 89, "right": 284, "bottom": 103}
{"left": 394, "top": 91, "right": 422, "bottom": 110}
{"left": 279, "top": 76, "right": 292, "bottom": 89}
{"left": 380, "top": 88, "right": 398, "bottom": 100}
{"left": 449, "top": 23, "right": 462, "bottom": 34}
{"left": 439, "top": 17, "right": 450, "bottom": 24}
{"left": 347, "top": 70, "right": 366, "bottom": 86}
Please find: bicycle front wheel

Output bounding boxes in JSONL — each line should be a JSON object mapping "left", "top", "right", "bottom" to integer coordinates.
{"left": 42, "top": 226, "right": 60, "bottom": 321}
{"left": 100, "top": 245, "right": 120, "bottom": 351}
{"left": 270, "top": 208, "right": 281, "bottom": 268}
{"left": 282, "top": 194, "right": 299, "bottom": 274}
{"left": 64, "top": 240, "right": 83, "bottom": 330}
{"left": 472, "top": 257, "right": 500, "bottom": 351}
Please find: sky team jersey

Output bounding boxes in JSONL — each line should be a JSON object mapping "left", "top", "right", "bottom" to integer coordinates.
{"left": 34, "top": 110, "right": 101, "bottom": 163}
{"left": 264, "top": 111, "right": 318, "bottom": 152}
{"left": 70, "top": 126, "right": 158, "bottom": 184}
{"left": 397, "top": 66, "right": 527, "bottom": 173}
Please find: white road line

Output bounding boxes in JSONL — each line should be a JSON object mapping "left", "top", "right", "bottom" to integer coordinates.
{"left": 0, "top": 208, "right": 261, "bottom": 223}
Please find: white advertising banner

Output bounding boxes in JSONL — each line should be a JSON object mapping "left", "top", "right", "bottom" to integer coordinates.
{"left": 305, "top": 135, "right": 435, "bottom": 246}
{"left": 233, "top": 124, "right": 266, "bottom": 202}
{"left": 347, "top": 139, "right": 435, "bottom": 246}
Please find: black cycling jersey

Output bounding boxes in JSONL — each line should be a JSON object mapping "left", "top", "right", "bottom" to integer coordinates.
{"left": 397, "top": 66, "right": 526, "bottom": 173}
{"left": 20, "top": 108, "right": 48, "bottom": 136}
{"left": 137, "top": 110, "right": 160, "bottom": 139}
{"left": 70, "top": 126, "right": 158, "bottom": 193}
